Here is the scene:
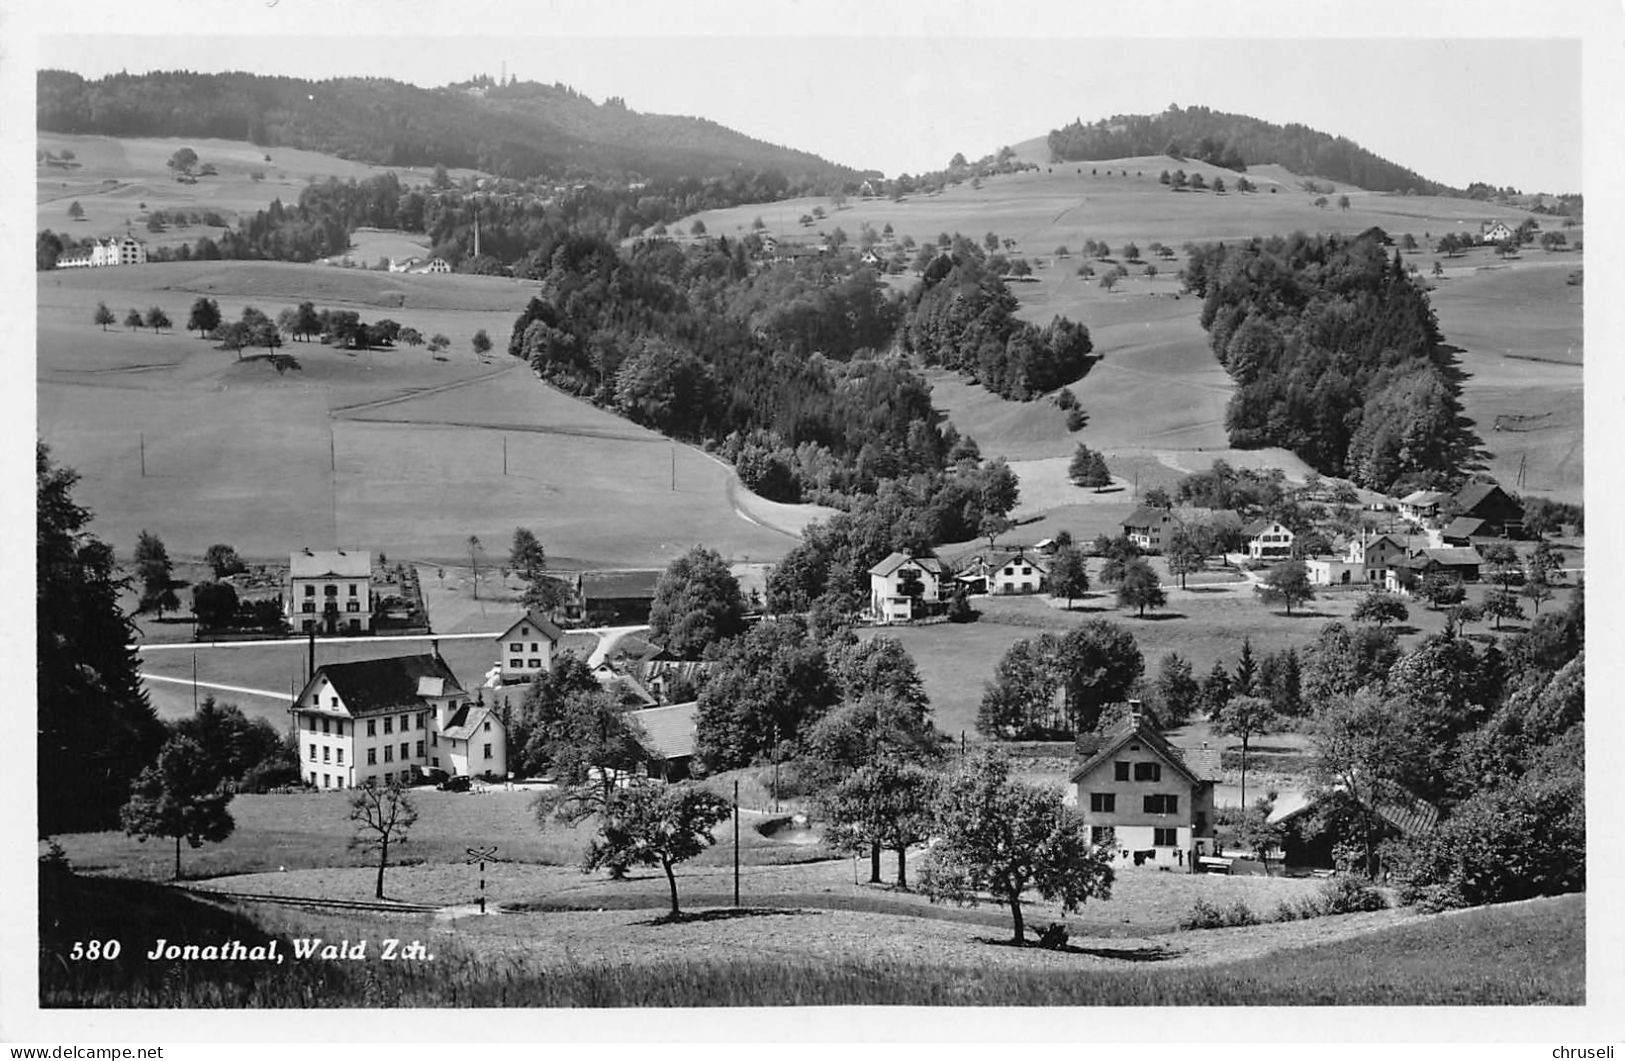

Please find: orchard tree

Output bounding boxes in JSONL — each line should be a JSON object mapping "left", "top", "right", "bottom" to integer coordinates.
{"left": 582, "top": 782, "right": 732, "bottom": 918}
{"left": 1352, "top": 591, "right": 1408, "bottom": 628}
{"left": 134, "top": 530, "right": 173, "bottom": 614}
{"left": 1337, "top": 194, "right": 1351, "bottom": 211}
{"left": 68, "top": 200, "right": 85, "bottom": 220}
{"left": 124, "top": 308, "right": 144, "bottom": 331}
{"left": 1419, "top": 572, "right": 1467, "bottom": 610}
{"left": 509, "top": 527, "right": 548, "bottom": 584}
{"left": 145, "top": 306, "right": 172, "bottom": 333}
{"left": 349, "top": 780, "right": 418, "bottom": 899}
{"left": 94, "top": 302, "right": 115, "bottom": 331}
{"left": 1048, "top": 544, "right": 1089, "bottom": 608}
{"left": 203, "top": 543, "right": 246, "bottom": 579}
{"left": 119, "top": 735, "right": 236, "bottom": 880}
{"left": 1257, "top": 560, "right": 1314, "bottom": 615}
{"left": 918, "top": 753, "right": 1113, "bottom": 945}
{"left": 191, "top": 580, "right": 239, "bottom": 631}
{"left": 1483, "top": 587, "right": 1525, "bottom": 630}
{"left": 1115, "top": 558, "right": 1165, "bottom": 617}
{"left": 472, "top": 329, "right": 493, "bottom": 358}
{"left": 816, "top": 760, "right": 938, "bottom": 887}
{"left": 1069, "top": 444, "right": 1111, "bottom": 489}
{"left": 1163, "top": 530, "right": 1205, "bottom": 589}
{"left": 1213, "top": 695, "right": 1277, "bottom": 808}
{"left": 648, "top": 545, "right": 745, "bottom": 658}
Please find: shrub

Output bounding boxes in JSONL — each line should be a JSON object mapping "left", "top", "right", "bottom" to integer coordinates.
{"left": 1273, "top": 899, "right": 1302, "bottom": 922}
{"left": 1319, "top": 875, "right": 1387, "bottom": 914}
{"left": 1223, "top": 900, "right": 1259, "bottom": 927}
{"left": 1178, "top": 898, "right": 1226, "bottom": 930}
{"left": 1065, "top": 407, "right": 1088, "bottom": 432}
{"left": 1036, "top": 922, "right": 1070, "bottom": 950}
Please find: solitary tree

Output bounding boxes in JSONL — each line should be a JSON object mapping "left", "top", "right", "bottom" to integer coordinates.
{"left": 817, "top": 760, "right": 938, "bottom": 887}
{"left": 1257, "top": 560, "right": 1314, "bottom": 615}
{"left": 1047, "top": 544, "right": 1089, "bottom": 608}
{"left": 467, "top": 535, "right": 485, "bottom": 599}
{"left": 1212, "top": 694, "right": 1277, "bottom": 808}
{"left": 184, "top": 295, "right": 219, "bottom": 337}
{"left": 94, "top": 302, "right": 116, "bottom": 331}
{"left": 1419, "top": 571, "right": 1467, "bottom": 610}
{"left": 1164, "top": 530, "right": 1206, "bottom": 590}
{"left": 68, "top": 200, "right": 85, "bottom": 220}
{"left": 1069, "top": 444, "right": 1111, "bottom": 489}
{"left": 203, "top": 543, "right": 246, "bottom": 579}
{"left": 472, "top": 329, "right": 492, "bottom": 358}
{"left": 349, "top": 781, "right": 418, "bottom": 899}
{"left": 1352, "top": 591, "right": 1408, "bottom": 629}
{"left": 119, "top": 735, "right": 236, "bottom": 880}
{"left": 1115, "top": 559, "right": 1166, "bottom": 617}
{"left": 134, "top": 530, "right": 173, "bottom": 614}
{"left": 1337, "top": 194, "right": 1351, "bottom": 211}
{"left": 1521, "top": 572, "right": 1555, "bottom": 614}
{"left": 918, "top": 753, "right": 1113, "bottom": 945}
{"left": 582, "top": 782, "right": 732, "bottom": 918}
{"left": 167, "top": 147, "right": 199, "bottom": 177}
{"left": 1482, "top": 587, "right": 1525, "bottom": 630}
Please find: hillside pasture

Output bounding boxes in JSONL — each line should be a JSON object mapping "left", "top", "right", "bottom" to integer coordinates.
{"left": 38, "top": 133, "right": 483, "bottom": 250}
{"left": 38, "top": 262, "right": 828, "bottom": 569}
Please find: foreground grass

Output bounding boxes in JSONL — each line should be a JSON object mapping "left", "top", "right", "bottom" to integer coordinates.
{"left": 40, "top": 871, "right": 1580, "bottom": 1006}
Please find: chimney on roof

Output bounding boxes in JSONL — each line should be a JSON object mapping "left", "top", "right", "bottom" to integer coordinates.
{"left": 1127, "top": 699, "right": 1143, "bottom": 727}
{"left": 303, "top": 547, "right": 313, "bottom": 556}
{"left": 430, "top": 638, "right": 441, "bottom": 661}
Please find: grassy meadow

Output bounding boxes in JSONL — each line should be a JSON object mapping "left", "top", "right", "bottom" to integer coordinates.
{"left": 37, "top": 260, "right": 829, "bottom": 568}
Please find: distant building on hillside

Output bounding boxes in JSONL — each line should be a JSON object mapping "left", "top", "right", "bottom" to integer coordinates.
{"left": 55, "top": 235, "right": 147, "bottom": 269}
{"left": 1481, "top": 220, "right": 1515, "bottom": 244}
{"left": 416, "top": 257, "right": 452, "bottom": 274}
{"left": 868, "top": 550, "right": 947, "bottom": 623}
{"left": 1122, "top": 507, "right": 1176, "bottom": 554}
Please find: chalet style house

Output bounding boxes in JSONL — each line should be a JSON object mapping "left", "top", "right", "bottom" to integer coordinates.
{"left": 290, "top": 651, "right": 507, "bottom": 789}
{"left": 1243, "top": 520, "right": 1295, "bottom": 561}
{"left": 494, "top": 609, "right": 566, "bottom": 683}
{"left": 563, "top": 570, "right": 664, "bottom": 625}
{"left": 1452, "top": 482, "right": 1524, "bottom": 538}
{"left": 1121, "top": 507, "right": 1176, "bottom": 553}
{"left": 1308, "top": 531, "right": 1411, "bottom": 586}
{"left": 988, "top": 547, "right": 1050, "bottom": 595}
{"left": 867, "top": 550, "right": 946, "bottom": 623}
{"left": 1071, "top": 709, "right": 1221, "bottom": 870}
{"left": 286, "top": 549, "right": 374, "bottom": 634}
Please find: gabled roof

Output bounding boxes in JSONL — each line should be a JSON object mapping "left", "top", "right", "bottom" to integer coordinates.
{"left": 1454, "top": 482, "right": 1518, "bottom": 513}
{"left": 307, "top": 654, "right": 463, "bottom": 716}
{"left": 1422, "top": 547, "right": 1483, "bottom": 567}
{"left": 1123, "top": 507, "right": 1173, "bottom": 528}
{"left": 578, "top": 570, "right": 663, "bottom": 601}
{"left": 557, "top": 632, "right": 602, "bottom": 661}
{"left": 1441, "top": 517, "right": 1487, "bottom": 540}
{"left": 290, "top": 549, "right": 371, "bottom": 579}
{"left": 1269, "top": 781, "right": 1439, "bottom": 837}
{"left": 497, "top": 609, "right": 564, "bottom": 643}
{"left": 990, "top": 548, "right": 1050, "bottom": 574}
{"left": 624, "top": 701, "right": 698, "bottom": 761}
{"left": 606, "top": 633, "right": 670, "bottom": 663}
{"left": 1068, "top": 714, "right": 1213, "bottom": 786}
{"left": 441, "top": 701, "right": 502, "bottom": 742}
{"left": 1399, "top": 490, "right": 1449, "bottom": 507}
{"left": 1241, "top": 520, "right": 1291, "bottom": 537}
{"left": 868, "top": 551, "right": 944, "bottom": 577}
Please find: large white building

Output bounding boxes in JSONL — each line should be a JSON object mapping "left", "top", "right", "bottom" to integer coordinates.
{"left": 55, "top": 235, "right": 148, "bottom": 269}
{"left": 287, "top": 549, "right": 374, "bottom": 635}
{"left": 291, "top": 652, "right": 507, "bottom": 789}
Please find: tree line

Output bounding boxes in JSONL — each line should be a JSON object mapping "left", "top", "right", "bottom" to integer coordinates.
{"left": 1184, "top": 231, "right": 1481, "bottom": 494}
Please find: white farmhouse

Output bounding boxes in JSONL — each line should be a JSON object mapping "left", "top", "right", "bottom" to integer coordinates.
{"left": 867, "top": 550, "right": 945, "bottom": 623}
{"left": 287, "top": 549, "right": 373, "bottom": 635}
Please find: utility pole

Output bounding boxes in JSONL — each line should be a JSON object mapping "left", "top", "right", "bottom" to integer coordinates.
{"left": 139, "top": 432, "right": 146, "bottom": 477}
{"left": 733, "top": 780, "right": 740, "bottom": 908}
{"left": 670, "top": 445, "right": 676, "bottom": 492}
{"left": 192, "top": 652, "right": 198, "bottom": 713}
{"left": 503, "top": 435, "right": 508, "bottom": 477}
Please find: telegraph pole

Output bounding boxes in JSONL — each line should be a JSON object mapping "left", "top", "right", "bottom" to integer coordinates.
{"left": 139, "top": 433, "right": 146, "bottom": 477}
{"left": 733, "top": 780, "right": 740, "bottom": 908}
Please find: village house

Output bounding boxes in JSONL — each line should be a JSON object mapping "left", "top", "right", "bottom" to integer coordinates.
{"left": 415, "top": 257, "right": 452, "bottom": 274}
{"left": 493, "top": 609, "right": 565, "bottom": 684}
{"left": 988, "top": 547, "right": 1050, "bottom": 595}
{"left": 1071, "top": 708, "right": 1221, "bottom": 871}
{"left": 867, "top": 550, "right": 946, "bottom": 623}
{"left": 286, "top": 549, "right": 374, "bottom": 635}
{"left": 1398, "top": 490, "right": 1451, "bottom": 527}
{"left": 1308, "top": 531, "right": 1411, "bottom": 587}
{"left": 1121, "top": 507, "right": 1177, "bottom": 554}
{"left": 1387, "top": 546, "right": 1483, "bottom": 595}
{"left": 388, "top": 257, "right": 424, "bottom": 273}
{"left": 1243, "top": 520, "right": 1296, "bottom": 561}
{"left": 290, "top": 650, "right": 507, "bottom": 790}
{"left": 623, "top": 701, "right": 699, "bottom": 781}
{"left": 1269, "top": 781, "right": 1438, "bottom": 870}
{"left": 1481, "top": 220, "right": 1515, "bottom": 244}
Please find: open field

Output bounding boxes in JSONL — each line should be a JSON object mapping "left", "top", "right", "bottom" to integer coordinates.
{"left": 860, "top": 574, "right": 1581, "bottom": 746}
{"left": 41, "top": 861, "right": 1582, "bottom": 1005}
{"left": 688, "top": 158, "right": 1581, "bottom": 507}
{"left": 38, "top": 133, "right": 483, "bottom": 252}
{"left": 38, "top": 261, "right": 830, "bottom": 568}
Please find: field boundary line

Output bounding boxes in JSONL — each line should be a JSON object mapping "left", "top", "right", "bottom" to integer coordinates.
{"left": 142, "top": 674, "right": 291, "bottom": 700}
{"left": 327, "top": 361, "right": 520, "bottom": 416}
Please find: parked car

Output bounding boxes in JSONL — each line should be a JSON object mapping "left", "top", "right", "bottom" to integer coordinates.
{"left": 437, "top": 775, "right": 472, "bottom": 793}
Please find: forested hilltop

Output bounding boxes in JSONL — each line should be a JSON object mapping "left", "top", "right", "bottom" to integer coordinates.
{"left": 1047, "top": 105, "right": 1447, "bottom": 195}
{"left": 1184, "top": 231, "right": 1480, "bottom": 494}
{"left": 37, "top": 70, "right": 857, "bottom": 183}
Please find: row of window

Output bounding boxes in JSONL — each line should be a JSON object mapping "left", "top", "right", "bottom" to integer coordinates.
{"left": 1113, "top": 761, "right": 1162, "bottom": 782}
{"left": 509, "top": 659, "right": 544, "bottom": 669}
{"left": 302, "top": 583, "right": 362, "bottom": 596}
{"left": 1088, "top": 793, "right": 1180, "bottom": 814}
{"left": 301, "top": 601, "right": 363, "bottom": 612}
{"left": 508, "top": 642, "right": 546, "bottom": 653}
{"left": 1090, "top": 826, "right": 1180, "bottom": 846}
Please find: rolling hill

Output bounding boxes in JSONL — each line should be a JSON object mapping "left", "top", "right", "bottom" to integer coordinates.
{"left": 37, "top": 70, "right": 858, "bottom": 183}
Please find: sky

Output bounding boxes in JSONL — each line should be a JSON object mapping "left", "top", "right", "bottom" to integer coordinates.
{"left": 19, "top": 3, "right": 1592, "bottom": 194}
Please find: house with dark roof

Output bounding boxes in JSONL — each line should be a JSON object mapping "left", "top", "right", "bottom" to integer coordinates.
{"left": 868, "top": 550, "right": 946, "bottom": 623}
{"left": 565, "top": 570, "right": 664, "bottom": 626}
{"left": 290, "top": 651, "right": 507, "bottom": 789}
{"left": 1122, "top": 507, "right": 1176, "bottom": 553}
{"left": 1440, "top": 516, "right": 1488, "bottom": 546}
{"left": 494, "top": 609, "right": 566, "bottom": 684}
{"left": 1267, "top": 780, "right": 1439, "bottom": 870}
{"left": 1398, "top": 490, "right": 1450, "bottom": 526}
{"left": 622, "top": 701, "right": 699, "bottom": 781}
{"left": 286, "top": 549, "right": 374, "bottom": 635}
{"left": 1452, "top": 482, "right": 1523, "bottom": 538}
{"left": 1070, "top": 707, "right": 1220, "bottom": 871}
{"left": 1387, "top": 546, "right": 1483, "bottom": 595}
{"left": 988, "top": 547, "right": 1050, "bottom": 595}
